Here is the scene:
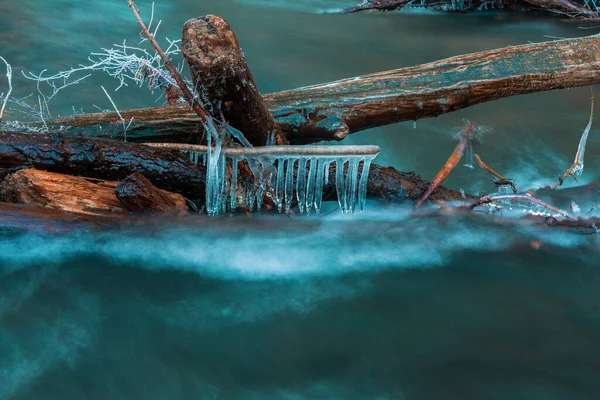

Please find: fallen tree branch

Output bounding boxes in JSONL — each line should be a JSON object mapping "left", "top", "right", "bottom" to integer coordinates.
{"left": 46, "top": 33, "right": 600, "bottom": 144}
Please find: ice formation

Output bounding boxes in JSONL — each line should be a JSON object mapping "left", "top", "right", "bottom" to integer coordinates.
{"left": 193, "top": 145, "right": 379, "bottom": 215}
{"left": 146, "top": 142, "right": 380, "bottom": 216}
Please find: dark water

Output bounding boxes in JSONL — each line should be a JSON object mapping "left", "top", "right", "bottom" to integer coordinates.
{"left": 1, "top": 1, "right": 600, "bottom": 399}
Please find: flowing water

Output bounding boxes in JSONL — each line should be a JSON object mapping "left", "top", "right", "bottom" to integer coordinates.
{"left": 1, "top": 1, "right": 600, "bottom": 399}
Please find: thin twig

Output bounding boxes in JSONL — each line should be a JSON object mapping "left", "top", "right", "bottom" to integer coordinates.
{"left": 474, "top": 154, "right": 505, "bottom": 180}
{"left": 475, "top": 153, "right": 517, "bottom": 193}
{"left": 552, "top": 91, "right": 594, "bottom": 189}
{"left": 101, "top": 85, "right": 132, "bottom": 141}
{"left": 0, "top": 56, "right": 13, "bottom": 122}
{"left": 415, "top": 122, "right": 475, "bottom": 208}
{"left": 126, "top": 0, "right": 209, "bottom": 123}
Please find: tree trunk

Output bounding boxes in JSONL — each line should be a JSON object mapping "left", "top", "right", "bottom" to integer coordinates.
{"left": 47, "top": 34, "right": 600, "bottom": 144}
{"left": 181, "top": 15, "right": 286, "bottom": 146}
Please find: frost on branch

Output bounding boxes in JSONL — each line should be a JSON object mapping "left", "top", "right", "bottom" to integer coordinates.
{"left": 145, "top": 139, "right": 380, "bottom": 216}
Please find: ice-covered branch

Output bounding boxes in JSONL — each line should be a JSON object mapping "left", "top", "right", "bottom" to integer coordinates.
{"left": 552, "top": 92, "right": 594, "bottom": 189}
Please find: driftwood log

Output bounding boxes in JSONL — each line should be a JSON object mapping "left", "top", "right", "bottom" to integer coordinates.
{"left": 46, "top": 34, "right": 600, "bottom": 144}
{"left": 0, "top": 169, "right": 127, "bottom": 215}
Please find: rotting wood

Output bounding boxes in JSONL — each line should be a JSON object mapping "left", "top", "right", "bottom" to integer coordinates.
{"left": 0, "top": 169, "right": 127, "bottom": 215}
{"left": 46, "top": 34, "right": 600, "bottom": 144}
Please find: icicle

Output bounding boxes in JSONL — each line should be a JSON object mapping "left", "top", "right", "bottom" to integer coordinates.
{"left": 314, "top": 158, "right": 325, "bottom": 214}
{"left": 358, "top": 157, "right": 372, "bottom": 212}
{"left": 229, "top": 157, "right": 238, "bottom": 212}
{"left": 324, "top": 161, "right": 331, "bottom": 186}
{"left": 226, "top": 125, "right": 253, "bottom": 148}
{"left": 276, "top": 159, "right": 285, "bottom": 213}
{"left": 296, "top": 158, "right": 307, "bottom": 214}
{"left": 335, "top": 158, "right": 347, "bottom": 212}
{"left": 306, "top": 157, "right": 317, "bottom": 215}
{"left": 347, "top": 158, "right": 360, "bottom": 213}
{"left": 285, "top": 158, "right": 295, "bottom": 214}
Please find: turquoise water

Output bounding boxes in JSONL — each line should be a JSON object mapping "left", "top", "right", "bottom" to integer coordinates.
{"left": 1, "top": 1, "right": 600, "bottom": 399}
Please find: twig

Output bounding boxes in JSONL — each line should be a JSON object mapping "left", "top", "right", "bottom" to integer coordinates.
{"left": 126, "top": 0, "right": 210, "bottom": 124}
{"left": 469, "top": 194, "right": 574, "bottom": 220}
{"left": 415, "top": 122, "right": 475, "bottom": 208}
{"left": 0, "top": 56, "right": 13, "bottom": 122}
{"left": 552, "top": 91, "right": 594, "bottom": 189}
{"left": 474, "top": 154, "right": 505, "bottom": 180}
{"left": 475, "top": 153, "right": 517, "bottom": 193}
{"left": 101, "top": 85, "right": 133, "bottom": 141}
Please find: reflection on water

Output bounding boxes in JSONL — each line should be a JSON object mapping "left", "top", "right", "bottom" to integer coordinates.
{"left": 1, "top": 0, "right": 600, "bottom": 399}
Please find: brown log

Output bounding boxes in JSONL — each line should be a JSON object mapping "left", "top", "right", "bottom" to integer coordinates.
{"left": 48, "top": 34, "right": 600, "bottom": 144}
{"left": 0, "top": 132, "right": 469, "bottom": 207}
{"left": 0, "top": 169, "right": 127, "bottom": 215}
{"left": 0, "top": 132, "right": 207, "bottom": 200}
{"left": 115, "top": 172, "right": 188, "bottom": 214}
{"left": 181, "top": 15, "right": 286, "bottom": 146}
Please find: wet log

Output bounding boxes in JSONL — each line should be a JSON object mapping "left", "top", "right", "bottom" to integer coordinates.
{"left": 0, "top": 132, "right": 207, "bottom": 200}
{"left": 181, "top": 15, "right": 286, "bottom": 146}
{"left": 339, "top": 0, "right": 599, "bottom": 20}
{"left": 48, "top": 34, "right": 600, "bottom": 144}
{"left": 115, "top": 172, "right": 188, "bottom": 214}
{"left": 0, "top": 169, "right": 126, "bottom": 215}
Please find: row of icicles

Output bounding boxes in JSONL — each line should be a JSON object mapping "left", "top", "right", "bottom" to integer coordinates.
{"left": 187, "top": 149, "right": 378, "bottom": 216}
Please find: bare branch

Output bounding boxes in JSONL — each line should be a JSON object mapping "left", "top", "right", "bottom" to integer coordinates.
{"left": 415, "top": 122, "right": 476, "bottom": 208}
{"left": 101, "top": 85, "right": 132, "bottom": 141}
{"left": 0, "top": 56, "right": 13, "bottom": 122}
{"left": 126, "top": 0, "right": 211, "bottom": 125}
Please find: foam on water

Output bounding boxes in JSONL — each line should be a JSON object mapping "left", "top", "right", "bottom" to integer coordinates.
{"left": 0, "top": 206, "right": 594, "bottom": 280}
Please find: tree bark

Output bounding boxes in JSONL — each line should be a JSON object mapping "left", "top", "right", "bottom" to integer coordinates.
{"left": 181, "top": 15, "right": 286, "bottom": 146}
{"left": 0, "top": 169, "right": 127, "bottom": 215}
{"left": 47, "top": 34, "right": 600, "bottom": 144}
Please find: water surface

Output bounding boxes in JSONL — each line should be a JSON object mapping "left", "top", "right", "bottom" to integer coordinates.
{"left": 1, "top": 1, "right": 599, "bottom": 399}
